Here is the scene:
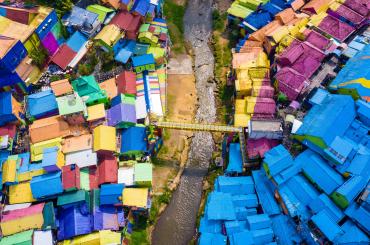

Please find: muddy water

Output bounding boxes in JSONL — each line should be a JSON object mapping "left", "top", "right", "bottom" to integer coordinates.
{"left": 151, "top": 0, "right": 215, "bottom": 244}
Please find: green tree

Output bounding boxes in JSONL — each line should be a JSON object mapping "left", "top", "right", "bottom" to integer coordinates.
{"left": 30, "top": 47, "right": 48, "bottom": 68}
{"left": 55, "top": 0, "right": 73, "bottom": 18}
{"left": 101, "top": 50, "right": 115, "bottom": 72}
{"left": 78, "top": 64, "right": 93, "bottom": 76}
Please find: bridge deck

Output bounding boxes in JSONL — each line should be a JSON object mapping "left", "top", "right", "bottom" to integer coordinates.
{"left": 153, "top": 121, "right": 243, "bottom": 133}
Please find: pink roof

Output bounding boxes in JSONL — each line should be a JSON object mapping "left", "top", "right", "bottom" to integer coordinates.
{"left": 275, "top": 67, "right": 308, "bottom": 101}
{"left": 344, "top": 0, "right": 369, "bottom": 17}
{"left": 305, "top": 30, "right": 330, "bottom": 51}
{"left": 330, "top": 4, "right": 365, "bottom": 26}
{"left": 252, "top": 86, "right": 275, "bottom": 98}
{"left": 278, "top": 40, "right": 325, "bottom": 78}
{"left": 247, "top": 138, "right": 279, "bottom": 159}
{"left": 2, "top": 203, "right": 44, "bottom": 222}
{"left": 253, "top": 98, "right": 276, "bottom": 115}
{"left": 0, "top": 124, "right": 17, "bottom": 138}
{"left": 318, "top": 15, "right": 356, "bottom": 42}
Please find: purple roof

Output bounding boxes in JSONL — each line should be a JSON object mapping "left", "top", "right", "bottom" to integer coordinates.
{"left": 344, "top": 0, "right": 369, "bottom": 17}
{"left": 305, "top": 31, "right": 330, "bottom": 51}
{"left": 107, "top": 103, "right": 136, "bottom": 127}
{"left": 278, "top": 40, "right": 325, "bottom": 78}
{"left": 275, "top": 67, "right": 308, "bottom": 101}
{"left": 253, "top": 98, "right": 276, "bottom": 115}
{"left": 318, "top": 15, "right": 356, "bottom": 42}
{"left": 329, "top": 4, "right": 366, "bottom": 26}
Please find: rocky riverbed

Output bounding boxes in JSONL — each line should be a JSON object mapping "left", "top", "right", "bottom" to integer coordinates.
{"left": 151, "top": 0, "right": 216, "bottom": 244}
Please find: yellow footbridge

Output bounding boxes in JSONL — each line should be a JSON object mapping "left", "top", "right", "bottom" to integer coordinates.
{"left": 152, "top": 121, "right": 243, "bottom": 133}
{"left": 152, "top": 120, "right": 248, "bottom": 165}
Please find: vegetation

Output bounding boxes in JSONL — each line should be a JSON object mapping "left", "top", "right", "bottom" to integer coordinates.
{"left": 128, "top": 214, "right": 150, "bottom": 245}
{"left": 55, "top": 0, "right": 73, "bottom": 18}
{"left": 78, "top": 47, "right": 99, "bottom": 76}
{"left": 30, "top": 47, "right": 48, "bottom": 68}
{"left": 163, "top": 0, "right": 186, "bottom": 53}
{"left": 149, "top": 187, "right": 173, "bottom": 224}
{"left": 212, "top": 10, "right": 227, "bottom": 32}
{"left": 101, "top": 50, "right": 116, "bottom": 72}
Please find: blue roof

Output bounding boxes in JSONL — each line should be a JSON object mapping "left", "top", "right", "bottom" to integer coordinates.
{"left": 198, "top": 233, "right": 227, "bottom": 245}
{"left": 115, "top": 48, "right": 133, "bottom": 64}
{"left": 199, "top": 216, "right": 222, "bottom": 234}
{"left": 252, "top": 170, "right": 281, "bottom": 215}
{"left": 300, "top": 150, "right": 344, "bottom": 194}
{"left": 311, "top": 210, "right": 343, "bottom": 241}
{"left": 215, "top": 176, "right": 255, "bottom": 195}
{"left": 58, "top": 206, "right": 92, "bottom": 240}
{"left": 251, "top": 228, "right": 274, "bottom": 244}
{"left": 226, "top": 143, "right": 243, "bottom": 173}
{"left": 27, "top": 90, "right": 58, "bottom": 119}
{"left": 243, "top": 12, "right": 272, "bottom": 30}
{"left": 232, "top": 194, "right": 258, "bottom": 209}
{"left": 335, "top": 220, "right": 370, "bottom": 244}
{"left": 296, "top": 91, "right": 356, "bottom": 148}
{"left": 225, "top": 220, "right": 247, "bottom": 235}
{"left": 329, "top": 44, "right": 370, "bottom": 99}
{"left": 345, "top": 203, "right": 370, "bottom": 233}
{"left": 131, "top": 54, "right": 155, "bottom": 67}
{"left": 345, "top": 153, "right": 370, "bottom": 176}
{"left": 356, "top": 100, "right": 370, "bottom": 127}
{"left": 246, "top": 214, "right": 271, "bottom": 230}
{"left": 100, "top": 184, "right": 124, "bottom": 205}
{"left": 271, "top": 215, "right": 303, "bottom": 244}
{"left": 66, "top": 31, "right": 87, "bottom": 52}
{"left": 30, "top": 171, "right": 63, "bottom": 199}
{"left": 120, "top": 126, "right": 147, "bottom": 153}
{"left": 0, "top": 92, "right": 16, "bottom": 126}
{"left": 309, "top": 194, "right": 344, "bottom": 223}
{"left": 63, "top": 6, "right": 99, "bottom": 27}
{"left": 261, "top": 2, "right": 282, "bottom": 15}
{"left": 229, "top": 231, "right": 254, "bottom": 245}
{"left": 263, "top": 144, "right": 294, "bottom": 177}
{"left": 205, "top": 192, "right": 236, "bottom": 221}
{"left": 132, "top": 0, "right": 150, "bottom": 16}
{"left": 334, "top": 175, "right": 368, "bottom": 203}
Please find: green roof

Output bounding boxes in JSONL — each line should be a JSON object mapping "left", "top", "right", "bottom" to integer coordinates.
{"left": 0, "top": 230, "right": 33, "bottom": 245}
{"left": 57, "top": 190, "right": 89, "bottom": 206}
{"left": 148, "top": 47, "right": 166, "bottom": 59}
{"left": 134, "top": 163, "right": 153, "bottom": 182}
{"left": 80, "top": 168, "right": 90, "bottom": 191}
{"left": 72, "top": 75, "right": 108, "bottom": 105}
{"left": 227, "top": 2, "right": 254, "bottom": 18}
{"left": 117, "top": 93, "right": 136, "bottom": 105}
{"left": 86, "top": 4, "right": 114, "bottom": 22}
{"left": 56, "top": 93, "right": 87, "bottom": 116}
{"left": 139, "top": 24, "right": 150, "bottom": 33}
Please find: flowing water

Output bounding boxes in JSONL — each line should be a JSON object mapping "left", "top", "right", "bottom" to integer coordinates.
{"left": 152, "top": 0, "right": 215, "bottom": 244}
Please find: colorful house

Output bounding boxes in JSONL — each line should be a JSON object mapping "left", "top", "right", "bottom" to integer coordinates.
{"left": 122, "top": 188, "right": 149, "bottom": 208}
{"left": 93, "top": 125, "right": 117, "bottom": 152}
{"left": 72, "top": 75, "right": 108, "bottom": 106}
{"left": 134, "top": 163, "right": 152, "bottom": 186}
{"left": 26, "top": 90, "right": 58, "bottom": 120}
{"left": 110, "top": 11, "right": 142, "bottom": 40}
{"left": 86, "top": 5, "right": 115, "bottom": 24}
{"left": 131, "top": 54, "right": 155, "bottom": 73}
{"left": 61, "top": 164, "right": 80, "bottom": 191}
{"left": 30, "top": 171, "right": 63, "bottom": 199}
{"left": 56, "top": 93, "right": 88, "bottom": 124}
{"left": 0, "top": 92, "right": 23, "bottom": 126}
{"left": 116, "top": 71, "right": 137, "bottom": 95}
{"left": 41, "top": 146, "right": 65, "bottom": 172}
{"left": 62, "top": 6, "right": 101, "bottom": 37}
{"left": 100, "top": 183, "right": 124, "bottom": 205}
{"left": 94, "top": 24, "right": 122, "bottom": 51}
{"left": 50, "top": 79, "right": 73, "bottom": 97}
{"left": 107, "top": 102, "right": 136, "bottom": 128}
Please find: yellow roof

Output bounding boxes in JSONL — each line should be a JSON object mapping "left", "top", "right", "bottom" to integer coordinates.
{"left": 308, "top": 12, "right": 327, "bottom": 27}
{"left": 234, "top": 114, "right": 250, "bottom": 127}
{"left": 58, "top": 230, "right": 121, "bottom": 245}
{"left": 93, "top": 125, "right": 116, "bottom": 152}
{"left": 94, "top": 24, "right": 121, "bottom": 47}
{"left": 0, "top": 17, "right": 34, "bottom": 42}
{"left": 9, "top": 182, "right": 36, "bottom": 204}
{"left": 87, "top": 104, "right": 106, "bottom": 121}
{"left": 30, "top": 137, "right": 63, "bottom": 162}
{"left": 122, "top": 188, "right": 148, "bottom": 208}
{"left": 2, "top": 158, "right": 17, "bottom": 184}
{"left": 235, "top": 99, "right": 247, "bottom": 114}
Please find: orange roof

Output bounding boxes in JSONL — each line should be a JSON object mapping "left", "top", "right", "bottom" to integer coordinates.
{"left": 291, "top": 0, "right": 305, "bottom": 11}
{"left": 50, "top": 79, "right": 73, "bottom": 96}
{"left": 239, "top": 46, "right": 264, "bottom": 54}
{"left": 0, "top": 36, "right": 17, "bottom": 58}
{"left": 29, "top": 116, "right": 71, "bottom": 143}
{"left": 101, "top": 0, "right": 120, "bottom": 9}
{"left": 249, "top": 20, "right": 282, "bottom": 42}
{"left": 99, "top": 78, "right": 118, "bottom": 99}
{"left": 275, "top": 8, "right": 295, "bottom": 24}
{"left": 242, "top": 40, "right": 263, "bottom": 48}
{"left": 62, "top": 134, "right": 93, "bottom": 153}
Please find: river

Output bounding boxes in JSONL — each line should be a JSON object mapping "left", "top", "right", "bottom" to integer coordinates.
{"left": 151, "top": 0, "right": 216, "bottom": 244}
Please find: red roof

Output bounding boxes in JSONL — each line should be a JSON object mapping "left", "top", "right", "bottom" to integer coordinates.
{"left": 117, "top": 71, "right": 137, "bottom": 95}
{"left": 0, "top": 124, "right": 17, "bottom": 138}
{"left": 98, "top": 153, "right": 118, "bottom": 185}
{"left": 110, "top": 11, "right": 142, "bottom": 32}
{"left": 62, "top": 164, "right": 80, "bottom": 190}
{"left": 51, "top": 44, "right": 76, "bottom": 70}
